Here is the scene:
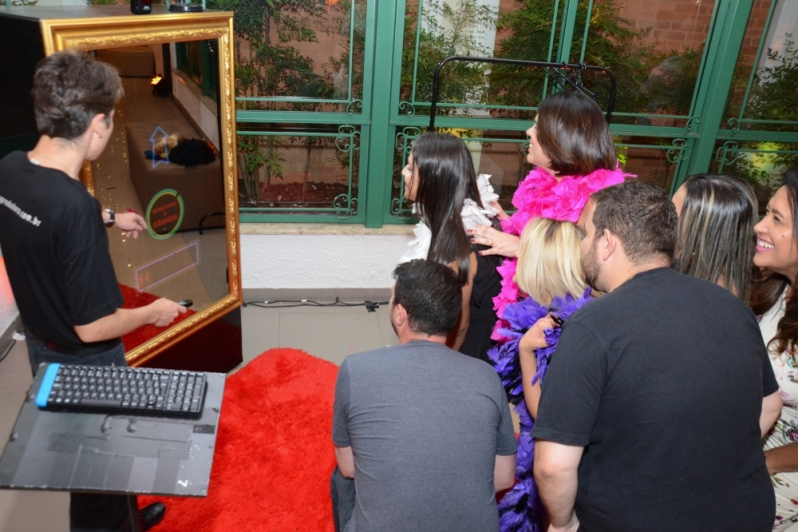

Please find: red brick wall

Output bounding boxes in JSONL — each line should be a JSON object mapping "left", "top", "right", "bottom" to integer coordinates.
{"left": 618, "top": 0, "right": 771, "bottom": 62}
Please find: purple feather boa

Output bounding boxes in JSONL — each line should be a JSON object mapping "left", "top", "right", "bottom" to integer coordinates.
{"left": 488, "top": 288, "right": 593, "bottom": 532}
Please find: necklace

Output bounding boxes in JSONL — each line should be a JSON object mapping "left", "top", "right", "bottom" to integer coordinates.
{"left": 28, "top": 153, "right": 76, "bottom": 179}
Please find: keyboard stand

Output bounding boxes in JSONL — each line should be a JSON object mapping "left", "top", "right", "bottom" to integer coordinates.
{"left": 0, "top": 367, "right": 226, "bottom": 531}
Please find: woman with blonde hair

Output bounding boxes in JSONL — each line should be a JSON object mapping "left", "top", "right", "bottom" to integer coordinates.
{"left": 489, "top": 217, "right": 593, "bottom": 532}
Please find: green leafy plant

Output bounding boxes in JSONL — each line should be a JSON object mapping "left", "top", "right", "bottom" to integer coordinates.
{"left": 724, "top": 39, "right": 798, "bottom": 187}
{"left": 488, "top": 0, "right": 658, "bottom": 118}
{"left": 208, "top": 0, "right": 335, "bottom": 205}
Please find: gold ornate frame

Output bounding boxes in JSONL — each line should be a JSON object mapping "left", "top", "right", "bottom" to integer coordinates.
{"left": 41, "top": 9, "right": 241, "bottom": 366}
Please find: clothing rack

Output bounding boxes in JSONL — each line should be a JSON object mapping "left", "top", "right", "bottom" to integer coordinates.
{"left": 428, "top": 55, "right": 617, "bottom": 130}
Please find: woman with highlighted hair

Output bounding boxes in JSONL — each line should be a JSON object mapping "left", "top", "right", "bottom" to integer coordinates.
{"left": 671, "top": 173, "right": 757, "bottom": 302}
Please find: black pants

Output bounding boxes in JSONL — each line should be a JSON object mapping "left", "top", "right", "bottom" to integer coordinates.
{"left": 25, "top": 331, "right": 135, "bottom": 532}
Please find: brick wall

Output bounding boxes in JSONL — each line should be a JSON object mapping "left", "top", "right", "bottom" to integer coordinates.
{"left": 618, "top": 0, "right": 771, "bottom": 62}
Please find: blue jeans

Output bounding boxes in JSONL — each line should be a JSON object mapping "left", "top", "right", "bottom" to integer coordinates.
{"left": 331, "top": 467, "right": 356, "bottom": 532}
{"left": 24, "top": 330, "right": 135, "bottom": 532}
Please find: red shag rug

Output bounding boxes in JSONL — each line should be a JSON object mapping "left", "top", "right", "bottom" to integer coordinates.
{"left": 139, "top": 348, "right": 339, "bottom": 531}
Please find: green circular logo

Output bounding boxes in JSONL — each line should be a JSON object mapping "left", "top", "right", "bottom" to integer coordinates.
{"left": 146, "top": 189, "right": 184, "bottom": 240}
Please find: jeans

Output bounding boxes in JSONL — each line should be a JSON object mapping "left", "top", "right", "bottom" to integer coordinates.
{"left": 24, "top": 330, "right": 135, "bottom": 532}
{"left": 331, "top": 467, "right": 356, "bottom": 532}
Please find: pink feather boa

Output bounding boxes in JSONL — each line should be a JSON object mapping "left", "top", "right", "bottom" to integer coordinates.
{"left": 492, "top": 166, "right": 633, "bottom": 339}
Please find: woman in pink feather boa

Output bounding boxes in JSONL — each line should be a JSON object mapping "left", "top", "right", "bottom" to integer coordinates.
{"left": 468, "top": 91, "right": 633, "bottom": 335}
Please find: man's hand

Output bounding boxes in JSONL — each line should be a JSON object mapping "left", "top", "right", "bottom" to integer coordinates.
{"left": 147, "top": 298, "right": 187, "bottom": 327}
{"left": 115, "top": 211, "right": 147, "bottom": 239}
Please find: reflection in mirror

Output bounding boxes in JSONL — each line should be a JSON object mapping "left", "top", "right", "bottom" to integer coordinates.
{"left": 89, "top": 41, "right": 228, "bottom": 351}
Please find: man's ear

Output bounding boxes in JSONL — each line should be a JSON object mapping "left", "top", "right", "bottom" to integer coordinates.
{"left": 89, "top": 113, "right": 109, "bottom": 135}
{"left": 602, "top": 229, "right": 619, "bottom": 262}
{"left": 392, "top": 302, "right": 408, "bottom": 328}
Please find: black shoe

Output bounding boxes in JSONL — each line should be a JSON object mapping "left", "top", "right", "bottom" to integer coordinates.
{"left": 140, "top": 502, "right": 166, "bottom": 531}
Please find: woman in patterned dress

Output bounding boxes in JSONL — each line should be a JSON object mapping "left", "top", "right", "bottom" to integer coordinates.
{"left": 750, "top": 169, "right": 798, "bottom": 531}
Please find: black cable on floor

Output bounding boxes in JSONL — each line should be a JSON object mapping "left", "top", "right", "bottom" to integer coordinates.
{"left": 243, "top": 297, "right": 389, "bottom": 312}
{"left": 0, "top": 339, "right": 15, "bottom": 364}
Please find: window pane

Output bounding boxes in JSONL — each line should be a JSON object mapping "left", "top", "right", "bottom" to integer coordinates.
{"left": 237, "top": 123, "right": 360, "bottom": 217}
{"left": 724, "top": 0, "right": 798, "bottom": 133}
{"left": 710, "top": 139, "right": 798, "bottom": 214}
{"left": 211, "top": 0, "right": 368, "bottom": 112}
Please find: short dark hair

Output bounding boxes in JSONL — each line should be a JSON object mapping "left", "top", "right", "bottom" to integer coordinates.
{"left": 392, "top": 260, "right": 462, "bottom": 336}
{"left": 591, "top": 182, "right": 677, "bottom": 264}
{"left": 536, "top": 90, "right": 617, "bottom": 177}
{"left": 32, "top": 50, "right": 123, "bottom": 140}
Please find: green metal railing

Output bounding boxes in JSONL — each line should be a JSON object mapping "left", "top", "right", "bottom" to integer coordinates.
{"left": 228, "top": 0, "right": 798, "bottom": 225}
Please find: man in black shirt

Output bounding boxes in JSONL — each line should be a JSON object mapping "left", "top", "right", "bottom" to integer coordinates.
{"left": 0, "top": 50, "right": 185, "bottom": 531}
{"left": 531, "top": 182, "right": 782, "bottom": 532}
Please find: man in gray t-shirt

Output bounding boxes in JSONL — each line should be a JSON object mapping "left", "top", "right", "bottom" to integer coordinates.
{"left": 331, "top": 260, "right": 517, "bottom": 532}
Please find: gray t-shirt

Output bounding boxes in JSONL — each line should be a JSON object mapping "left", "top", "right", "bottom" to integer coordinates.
{"left": 332, "top": 340, "right": 516, "bottom": 532}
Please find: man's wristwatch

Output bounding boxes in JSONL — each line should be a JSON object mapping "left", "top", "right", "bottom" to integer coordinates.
{"left": 104, "top": 208, "right": 116, "bottom": 228}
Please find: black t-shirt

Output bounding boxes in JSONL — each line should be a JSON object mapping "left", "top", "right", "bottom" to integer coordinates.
{"left": 0, "top": 151, "right": 123, "bottom": 350}
{"left": 531, "top": 267, "right": 777, "bottom": 532}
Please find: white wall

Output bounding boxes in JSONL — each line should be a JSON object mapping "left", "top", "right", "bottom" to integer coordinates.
{"left": 241, "top": 232, "right": 414, "bottom": 289}
{"left": 171, "top": 72, "right": 220, "bottom": 150}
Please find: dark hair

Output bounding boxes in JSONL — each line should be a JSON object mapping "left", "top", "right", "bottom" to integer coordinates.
{"left": 751, "top": 168, "right": 798, "bottom": 356}
{"left": 536, "top": 91, "right": 617, "bottom": 177}
{"left": 32, "top": 50, "right": 123, "bottom": 140}
{"left": 591, "top": 181, "right": 677, "bottom": 264}
{"left": 411, "top": 132, "right": 498, "bottom": 285}
{"left": 392, "top": 260, "right": 462, "bottom": 336}
{"left": 675, "top": 174, "right": 757, "bottom": 303}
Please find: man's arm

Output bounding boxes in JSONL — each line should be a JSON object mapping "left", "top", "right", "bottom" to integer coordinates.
{"left": 534, "top": 440, "right": 583, "bottom": 532}
{"left": 494, "top": 454, "right": 516, "bottom": 492}
{"left": 74, "top": 298, "right": 186, "bottom": 343}
{"left": 110, "top": 211, "right": 147, "bottom": 239}
{"left": 335, "top": 446, "right": 355, "bottom": 478}
{"left": 761, "top": 391, "right": 782, "bottom": 439}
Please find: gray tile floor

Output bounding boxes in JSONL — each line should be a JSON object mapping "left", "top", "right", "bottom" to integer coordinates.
{"left": 0, "top": 303, "right": 395, "bottom": 531}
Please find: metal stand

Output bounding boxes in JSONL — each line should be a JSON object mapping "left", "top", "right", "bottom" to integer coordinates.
{"left": 427, "top": 55, "right": 617, "bottom": 130}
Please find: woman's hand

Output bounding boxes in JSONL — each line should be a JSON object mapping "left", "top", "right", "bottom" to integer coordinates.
{"left": 489, "top": 200, "right": 510, "bottom": 221}
{"left": 468, "top": 225, "right": 521, "bottom": 258}
{"left": 519, "top": 315, "right": 559, "bottom": 354}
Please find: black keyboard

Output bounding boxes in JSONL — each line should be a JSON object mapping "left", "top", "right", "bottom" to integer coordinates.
{"left": 35, "top": 363, "right": 207, "bottom": 418}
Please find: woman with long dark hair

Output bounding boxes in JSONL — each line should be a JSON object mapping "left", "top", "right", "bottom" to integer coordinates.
{"left": 399, "top": 132, "right": 503, "bottom": 360}
{"left": 672, "top": 173, "right": 757, "bottom": 302}
{"left": 468, "top": 90, "right": 632, "bottom": 338}
{"left": 750, "top": 168, "right": 798, "bottom": 531}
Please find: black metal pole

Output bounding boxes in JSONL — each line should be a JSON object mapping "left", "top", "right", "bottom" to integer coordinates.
{"left": 427, "top": 55, "right": 616, "bottom": 130}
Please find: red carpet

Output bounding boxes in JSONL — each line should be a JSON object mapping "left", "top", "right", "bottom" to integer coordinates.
{"left": 119, "top": 283, "right": 196, "bottom": 352}
{"left": 140, "top": 348, "right": 339, "bottom": 531}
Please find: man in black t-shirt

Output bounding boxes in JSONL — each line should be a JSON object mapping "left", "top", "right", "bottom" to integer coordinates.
{"left": 530, "top": 182, "right": 782, "bottom": 532}
{"left": 0, "top": 50, "right": 185, "bottom": 531}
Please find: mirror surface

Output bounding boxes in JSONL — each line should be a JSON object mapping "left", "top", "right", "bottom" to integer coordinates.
{"left": 36, "top": 8, "right": 241, "bottom": 365}
{"left": 89, "top": 41, "right": 229, "bottom": 353}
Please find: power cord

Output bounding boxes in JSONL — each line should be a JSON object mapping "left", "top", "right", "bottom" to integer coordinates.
{"left": 243, "top": 297, "right": 389, "bottom": 313}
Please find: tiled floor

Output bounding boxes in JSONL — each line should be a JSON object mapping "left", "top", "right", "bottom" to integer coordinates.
{"left": 0, "top": 303, "right": 396, "bottom": 531}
